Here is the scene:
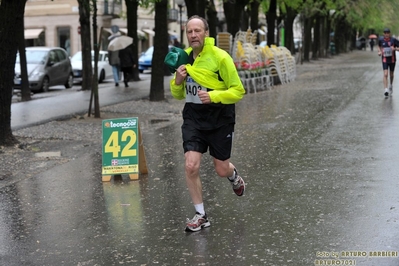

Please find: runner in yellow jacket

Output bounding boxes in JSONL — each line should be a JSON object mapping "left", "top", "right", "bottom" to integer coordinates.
{"left": 169, "top": 15, "right": 246, "bottom": 232}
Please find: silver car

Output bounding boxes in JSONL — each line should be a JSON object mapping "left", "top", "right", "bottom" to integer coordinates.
{"left": 14, "top": 47, "right": 74, "bottom": 92}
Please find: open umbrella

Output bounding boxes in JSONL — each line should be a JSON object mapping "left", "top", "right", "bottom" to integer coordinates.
{"left": 369, "top": 34, "right": 377, "bottom": 39}
{"left": 108, "top": 36, "right": 134, "bottom": 51}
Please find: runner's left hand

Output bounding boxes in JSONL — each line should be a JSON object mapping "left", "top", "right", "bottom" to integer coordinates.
{"left": 198, "top": 90, "right": 211, "bottom": 104}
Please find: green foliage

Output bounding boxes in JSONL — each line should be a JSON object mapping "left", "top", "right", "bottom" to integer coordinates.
{"left": 259, "top": 0, "right": 399, "bottom": 35}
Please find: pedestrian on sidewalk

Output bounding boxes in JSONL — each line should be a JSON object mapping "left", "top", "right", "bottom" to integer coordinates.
{"left": 168, "top": 15, "right": 246, "bottom": 232}
{"left": 108, "top": 49, "right": 121, "bottom": 87}
{"left": 119, "top": 45, "right": 136, "bottom": 87}
{"left": 369, "top": 39, "right": 375, "bottom": 52}
{"left": 108, "top": 27, "right": 122, "bottom": 87}
{"left": 378, "top": 28, "right": 399, "bottom": 96}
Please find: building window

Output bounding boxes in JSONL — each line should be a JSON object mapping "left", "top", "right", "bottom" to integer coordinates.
{"left": 57, "top": 27, "right": 71, "bottom": 55}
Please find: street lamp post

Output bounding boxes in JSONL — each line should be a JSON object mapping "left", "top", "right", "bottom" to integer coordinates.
{"left": 175, "top": 0, "right": 185, "bottom": 46}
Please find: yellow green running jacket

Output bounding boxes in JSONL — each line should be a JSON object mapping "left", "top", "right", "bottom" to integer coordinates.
{"left": 170, "top": 37, "right": 245, "bottom": 104}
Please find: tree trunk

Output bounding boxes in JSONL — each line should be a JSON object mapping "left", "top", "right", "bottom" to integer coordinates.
{"left": 91, "top": 0, "right": 100, "bottom": 118}
{"left": 125, "top": 0, "right": 140, "bottom": 82}
{"left": 223, "top": 0, "right": 249, "bottom": 36}
{"left": 335, "top": 18, "right": 348, "bottom": 54}
{"left": 186, "top": 0, "right": 206, "bottom": 18}
{"left": 78, "top": 0, "right": 92, "bottom": 91}
{"left": 312, "top": 15, "right": 320, "bottom": 60}
{"left": 285, "top": 7, "right": 298, "bottom": 54}
{"left": 303, "top": 15, "right": 312, "bottom": 62}
{"left": 206, "top": 0, "right": 218, "bottom": 39}
{"left": 250, "top": 1, "right": 260, "bottom": 42}
{"left": 319, "top": 16, "right": 326, "bottom": 58}
{"left": 326, "top": 15, "right": 332, "bottom": 56}
{"left": 18, "top": 13, "right": 31, "bottom": 102}
{"left": 266, "top": 0, "right": 277, "bottom": 45}
{"left": 149, "top": 0, "right": 168, "bottom": 101}
{"left": 0, "top": 0, "right": 27, "bottom": 146}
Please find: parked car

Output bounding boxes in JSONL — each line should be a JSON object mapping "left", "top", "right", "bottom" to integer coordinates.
{"left": 71, "top": 50, "right": 113, "bottom": 83}
{"left": 14, "top": 47, "right": 73, "bottom": 92}
{"left": 138, "top": 46, "right": 154, "bottom": 73}
{"left": 138, "top": 45, "right": 173, "bottom": 73}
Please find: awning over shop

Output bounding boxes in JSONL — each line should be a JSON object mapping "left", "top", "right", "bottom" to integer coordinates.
{"left": 143, "top": 29, "right": 155, "bottom": 36}
{"left": 25, "top": 28, "right": 44, "bottom": 39}
{"left": 137, "top": 30, "right": 146, "bottom": 38}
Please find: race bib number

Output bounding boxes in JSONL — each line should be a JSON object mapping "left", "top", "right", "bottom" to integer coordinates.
{"left": 185, "top": 76, "right": 208, "bottom": 104}
{"left": 383, "top": 47, "right": 393, "bottom": 57}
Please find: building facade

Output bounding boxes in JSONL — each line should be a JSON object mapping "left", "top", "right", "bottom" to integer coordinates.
{"left": 23, "top": 1, "right": 272, "bottom": 57}
{"left": 23, "top": 0, "right": 191, "bottom": 57}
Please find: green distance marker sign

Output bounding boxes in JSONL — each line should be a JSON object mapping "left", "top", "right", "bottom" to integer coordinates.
{"left": 102, "top": 117, "right": 139, "bottom": 175}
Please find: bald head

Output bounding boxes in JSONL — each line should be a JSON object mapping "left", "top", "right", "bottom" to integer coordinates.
{"left": 186, "top": 16, "right": 209, "bottom": 55}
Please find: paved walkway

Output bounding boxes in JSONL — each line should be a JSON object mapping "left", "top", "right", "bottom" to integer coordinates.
{"left": 11, "top": 75, "right": 173, "bottom": 130}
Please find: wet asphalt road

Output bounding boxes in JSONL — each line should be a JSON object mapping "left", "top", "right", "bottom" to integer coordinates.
{"left": 1, "top": 51, "right": 399, "bottom": 266}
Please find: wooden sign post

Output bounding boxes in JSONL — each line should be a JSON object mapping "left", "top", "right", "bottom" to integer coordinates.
{"left": 101, "top": 117, "right": 148, "bottom": 182}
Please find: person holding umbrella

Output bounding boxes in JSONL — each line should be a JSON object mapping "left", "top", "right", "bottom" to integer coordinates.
{"left": 108, "top": 33, "right": 135, "bottom": 87}
{"left": 119, "top": 45, "right": 136, "bottom": 87}
{"left": 107, "top": 26, "right": 122, "bottom": 86}
{"left": 369, "top": 39, "right": 375, "bottom": 52}
{"left": 369, "top": 34, "right": 378, "bottom": 52}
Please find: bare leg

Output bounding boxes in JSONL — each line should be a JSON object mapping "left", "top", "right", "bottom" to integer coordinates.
{"left": 213, "top": 158, "right": 235, "bottom": 178}
{"left": 383, "top": 69, "right": 389, "bottom": 89}
{"left": 390, "top": 70, "right": 394, "bottom": 87}
{"left": 185, "top": 151, "right": 203, "bottom": 205}
{"left": 213, "top": 157, "right": 245, "bottom": 196}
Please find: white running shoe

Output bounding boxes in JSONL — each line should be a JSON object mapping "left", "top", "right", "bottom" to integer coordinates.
{"left": 185, "top": 212, "right": 210, "bottom": 232}
{"left": 384, "top": 88, "right": 389, "bottom": 97}
{"left": 389, "top": 85, "right": 393, "bottom": 95}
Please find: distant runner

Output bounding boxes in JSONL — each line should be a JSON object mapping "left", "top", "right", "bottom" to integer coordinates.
{"left": 378, "top": 28, "right": 399, "bottom": 96}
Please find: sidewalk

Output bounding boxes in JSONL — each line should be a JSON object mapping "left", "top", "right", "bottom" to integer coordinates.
{"left": 11, "top": 74, "right": 174, "bottom": 130}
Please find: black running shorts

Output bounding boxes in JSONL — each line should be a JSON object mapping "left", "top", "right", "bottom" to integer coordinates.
{"left": 182, "top": 123, "right": 234, "bottom": 161}
{"left": 382, "top": 62, "right": 395, "bottom": 71}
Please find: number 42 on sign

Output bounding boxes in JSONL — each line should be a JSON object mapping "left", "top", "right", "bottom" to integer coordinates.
{"left": 101, "top": 117, "right": 148, "bottom": 182}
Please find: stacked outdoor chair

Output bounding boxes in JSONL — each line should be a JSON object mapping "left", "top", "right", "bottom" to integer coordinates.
{"left": 231, "top": 29, "right": 296, "bottom": 93}
{"left": 261, "top": 45, "right": 296, "bottom": 86}
{"left": 269, "top": 45, "right": 288, "bottom": 84}
{"left": 217, "top": 32, "right": 233, "bottom": 55}
{"left": 232, "top": 31, "right": 248, "bottom": 58}
{"left": 279, "top": 46, "right": 296, "bottom": 82}
{"left": 232, "top": 29, "right": 270, "bottom": 93}
{"left": 255, "top": 45, "right": 272, "bottom": 88}
{"left": 260, "top": 45, "right": 281, "bottom": 86}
